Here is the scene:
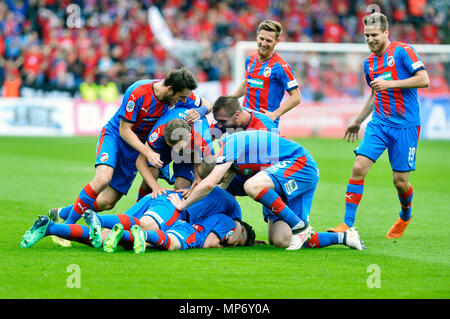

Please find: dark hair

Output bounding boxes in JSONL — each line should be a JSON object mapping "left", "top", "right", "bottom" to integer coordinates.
{"left": 242, "top": 221, "right": 256, "bottom": 246}
{"left": 213, "top": 95, "right": 241, "bottom": 116}
{"left": 163, "top": 118, "right": 191, "bottom": 146}
{"left": 164, "top": 68, "right": 198, "bottom": 93}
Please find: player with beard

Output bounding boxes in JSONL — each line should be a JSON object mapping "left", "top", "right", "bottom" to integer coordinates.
{"left": 327, "top": 13, "right": 430, "bottom": 238}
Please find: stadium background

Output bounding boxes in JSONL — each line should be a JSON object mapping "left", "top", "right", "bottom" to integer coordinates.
{"left": 0, "top": 0, "right": 449, "bottom": 139}
{"left": 1, "top": 0, "right": 449, "bottom": 300}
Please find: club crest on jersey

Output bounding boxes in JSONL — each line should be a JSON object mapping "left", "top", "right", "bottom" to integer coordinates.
{"left": 263, "top": 67, "right": 272, "bottom": 77}
{"left": 100, "top": 152, "right": 109, "bottom": 163}
{"left": 387, "top": 56, "right": 395, "bottom": 67}
{"left": 126, "top": 100, "right": 135, "bottom": 112}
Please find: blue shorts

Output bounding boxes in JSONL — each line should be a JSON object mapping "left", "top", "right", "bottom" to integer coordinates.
{"left": 158, "top": 163, "right": 195, "bottom": 185}
{"left": 263, "top": 153, "right": 319, "bottom": 223}
{"left": 165, "top": 219, "right": 199, "bottom": 250}
{"left": 95, "top": 125, "right": 139, "bottom": 195}
{"left": 355, "top": 121, "right": 420, "bottom": 172}
{"left": 226, "top": 175, "right": 247, "bottom": 197}
{"left": 123, "top": 192, "right": 183, "bottom": 231}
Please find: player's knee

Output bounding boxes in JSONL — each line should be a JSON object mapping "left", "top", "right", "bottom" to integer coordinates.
{"left": 139, "top": 216, "right": 159, "bottom": 231}
{"left": 97, "top": 199, "right": 117, "bottom": 211}
{"left": 352, "top": 161, "right": 366, "bottom": 178}
{"left": 393, "top": 177, "right": 409, "bottom": 192}
{"left": 166, "top": 234, "right": 181, "bottom": 251}
{"left": 243, "top": 179, "right": 259, "bottom": 198}
{"left": 92, "top": 167, "right": 113, "bottom": 190}
{"left": 269, "top": 231, "right": 291, "bottom": 248}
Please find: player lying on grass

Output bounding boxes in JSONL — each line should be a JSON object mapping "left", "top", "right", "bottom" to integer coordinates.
{"left": 107, "top": 212, "right": 256, "bottom": 254}
{"left": 20, "top": 186, "right": 251, "bottom": 251}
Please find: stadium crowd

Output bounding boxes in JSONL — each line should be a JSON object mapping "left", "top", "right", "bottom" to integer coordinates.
{"left": 0, "top": 0, "right": 448, "bottom": 99}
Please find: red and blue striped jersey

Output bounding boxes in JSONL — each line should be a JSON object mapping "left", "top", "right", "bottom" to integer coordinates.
{"left": 242, "top": 107, "right": 280, "bottom": 133}
{"left": 243, "top": 53, "right": 298, "bottom": 124}
{"left": 216, "top": 130, "right": 311, "bottom": 177}
{"left": 107, "top": 79, "right": 201, "bottom": 142}
{"left": 147, "top": 107, "right": 214, "bottom": 165}
{"left": 364, "top": 41, "right": 425, "bottom": 127}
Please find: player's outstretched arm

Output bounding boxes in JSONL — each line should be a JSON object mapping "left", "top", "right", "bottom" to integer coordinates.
{"left": 168, "top": 162, "right": 233, "bottom": 210}
{"left": 185, "top": 98, "right": 213, "bottom": 122}
{"left": 344, "top": 90, "right": 375, "bottom": 143}
{"left": 136, "top": 149, "right": 168, "bottom": 198}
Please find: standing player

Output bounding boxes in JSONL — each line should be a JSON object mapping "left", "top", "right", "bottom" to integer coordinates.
{"left": 168, "top": 130, "right": 319, "bottom": 250}
{"left": 327, "top": 13, "right": 430, "bottom": 238}
{"left": 232, "top": 20, "right": 301, "bottom": 126}
{"left": 54, "top": 69, "right": 211, "bottom": 226}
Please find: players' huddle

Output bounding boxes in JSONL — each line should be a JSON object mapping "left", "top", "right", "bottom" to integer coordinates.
{"left": 21, "top": 13, "right": 429, "bottom": 254}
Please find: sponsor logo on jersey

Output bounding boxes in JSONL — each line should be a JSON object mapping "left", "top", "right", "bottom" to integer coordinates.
{"left": 375, "top": 71, "right": 393, "bottom": 81}
{"left": 247, "top": 77, "right": 264, "bottom": 89}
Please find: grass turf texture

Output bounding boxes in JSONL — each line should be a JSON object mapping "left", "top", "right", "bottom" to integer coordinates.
{"left": 0, "top": 136, "right": 449, "bottom": 299}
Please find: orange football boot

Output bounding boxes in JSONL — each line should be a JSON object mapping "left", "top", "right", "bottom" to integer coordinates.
{"left": 386, "top": 217, "right": 411, "bottom": 238}
{"left": 327, "top": 223, "right": 350, "bottom": 233}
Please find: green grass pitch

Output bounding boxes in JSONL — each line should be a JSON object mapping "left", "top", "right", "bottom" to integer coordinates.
{"left": 0, "top": 136, "right": 449, "bottom": 299}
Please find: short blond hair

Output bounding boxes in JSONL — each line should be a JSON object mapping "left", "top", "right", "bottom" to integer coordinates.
{"left": 363, "top": 12, "right": 389, "bottom": 32}
{"left": 257, "top": 20, "right": 283, "bottom": 39}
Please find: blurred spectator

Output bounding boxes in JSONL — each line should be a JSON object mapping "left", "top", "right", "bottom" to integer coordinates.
{"left": 0, "top": 0, "right": 447, "bottom": 100}
{"left": 2, "top": 67, "right": 21, "bottom": 97}
{"left": 79, "top": 74, "right": 98, "bottom": 101}
{"left": 98, "top": 75, "right": 119, "bottom": 103}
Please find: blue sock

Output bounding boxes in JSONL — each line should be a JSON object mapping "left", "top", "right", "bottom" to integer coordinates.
{"left": 46, "top": 222, "right": 90, "bottom": 240}
{"left": 344, "top": 179, "right": 364, "bottom": 227}
{"left": 144, "top": 230, "right": 171, "bottom": 249}
{"left": 303, "top": 232, "right": 344, "bottom": 248}
{"left": 255, "top": 187, "right": 304, "bottom": 230}
{"left": 59, "top": 205, "right": 72, "bottom": 220}
{"left": 97, "top": 214, "right": 140, "bottom": 230}
{"left": 398, "top": 185, "right": 413, "bottom": 221}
